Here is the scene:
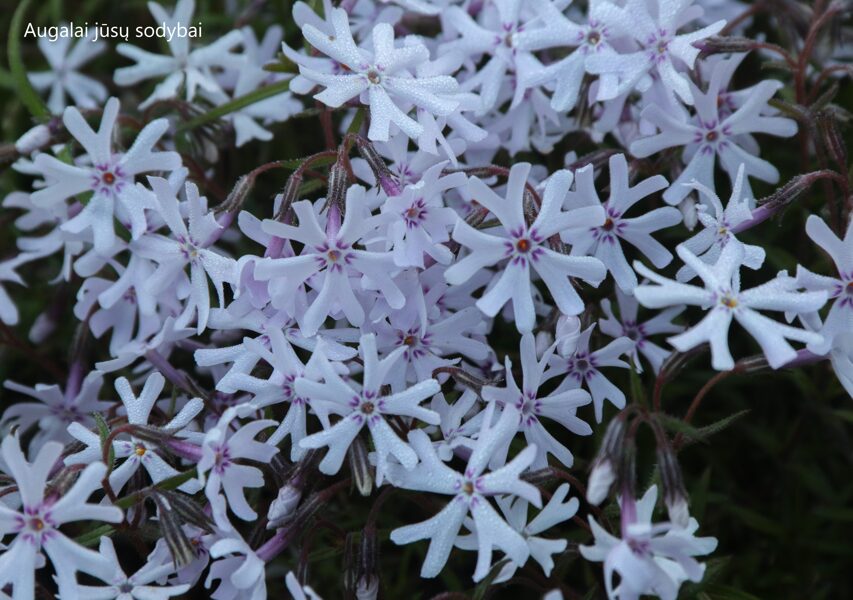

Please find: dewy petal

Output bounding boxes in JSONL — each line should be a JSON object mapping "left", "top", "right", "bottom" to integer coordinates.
{"left": 2, "top": 435, "right": 60, "bottom": 507}
{"left": 300, "top": 415, "right": 363, "bottom": 475}
{"left": 734, "top": 308, "right": 823, "bottom": 368}
{"left": 389, "top": 498, "right": 468, "bottom": 578}
{"left": 470, "top": 499, "right": 530, "bottom": 581}
{"left": 50, "top": 462, "right": 123, "bottom": 525}
{"left": 669, "top": 308, "right": 735, "bottom": 370}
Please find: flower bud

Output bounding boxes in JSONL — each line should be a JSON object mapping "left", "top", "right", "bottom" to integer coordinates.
{"left": 555, "top": 315, "right": 582, "bottom": 356}
{"left": 267, "top": 483, "right": 303, "bottom": 528}
{"left": 356, "top": 137, "right": 400, "bottom": 196}
{"left": 15, "top": 124, "right": 51, "bottom": 154}
{"left": 348, "top": 436, "right": 374, "bottom": 496}
{"left": 586, "top": 459, "right": 616, "bottom": 506}
{"left": 656, "top": 443, "right": 689, "bottom": 527}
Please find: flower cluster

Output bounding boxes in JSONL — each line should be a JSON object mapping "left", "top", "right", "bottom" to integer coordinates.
{"left": 1, "top": 0, "right": 850, "bottom": 598}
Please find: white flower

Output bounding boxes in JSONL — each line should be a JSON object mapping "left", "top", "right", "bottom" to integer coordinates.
{"left": 0, "top": 255, "right": 31, "bottom": 325}
{"left": 388, "top": 405, "right": 541, "bottom": 581}
{"left": 198, "top": 408, "right": 278, "bottom": 521}
{"left": 513, "top": 0, "right": 626, "bottom": 111}
{"left": 562, "top": 154, "right": 680, "bottom": 293}
{"left": 380, "top": 161, "right": 466, "bottom": 268}
{"left": 445, "top": 163, "right": 606, "bottom": 332}
{"left": 488, "top": 483, "right": 579, "bottom": 582}
{"left": 114, "top": 0, "right": 244, "bottom": 108}
{"left": 676, "top": 164, "right": 765, "bottom": 281}
{"left": 256, "top": 186, "right": 404, "bottom": 337}
{"left": 634, "top": 242, "right": 827, "bottom": 370}
{"left": 65, "top": 372, "right": 204, "bottom": 494}
{"left": 132, "top": 178, "right": 236, "bottom": 334}
{"left": 76, "top": 536, "right": 190, "bottom": 599}
{"left": 31, "top": 97, "right": 182, "bottom": 254}
{"left": 579, "top": 485, "right": 717, "bottom": 600}
{"left": 482, "top": 333, "right": 592, "bottom": 469}
{"left": 630, "top": 78, "right": 797, "bottom": 205}
{"left": 585, "top": 0, "right": 726, "bottom": 106}
{"left": 295, "top": 334, "right": 440, "bottom": 483}
{"left": 0, "top": 434, "right": 123, "bottom": 599}
{"left": 547, "top": 324, "right": 633, "bottom": 423}
{"left": 600, "top": 287, "right": 684, "bottom": 374}
{"left": 2, "top": 371, "right": 111, "bottom": 452}
{"left": 796, "top": 215, "right": 853, "bottom": 354}
{"left": 295, "top": 7, "right": 464, "bottom": 144}
{"left": 28, "top": 29, "right": 107, "bottom": 114}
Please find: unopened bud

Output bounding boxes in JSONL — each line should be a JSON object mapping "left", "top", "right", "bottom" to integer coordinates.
{"left": 326, "top": 162, "right": 348, "bottom": 210}
{"left": 817, "top": 111, "right": 848, "bottom": 170}
{"left": 555, "top": 315, "right": 582, "bottom": 356}
{"left": 217, "top": 174, "right": 254, "bottom": 214}
{"left": 697, "top": 35, "right": 757, "bottom": 56}
{"left": 656, "top": 443, "right": 689, "bottom": 527}
{"left": 586, "top": 459, "right": 616, "bottom": 505}
{"left": 356, "top": 137, "right": 400, "bottom": 196}
{"left": 587, "top": 416, "right": 625, "bottom": 505}
{"left": 15, "top": 124, "right": 51, "bottom": 154}
{"left": 348, "top": 436, "right": 374, "bottom": 496}
{"left": 275, "top": 172, "right": 302, "bottom": 221}
{"left": 268, "top": 483, "right": 303, "bottom": 528}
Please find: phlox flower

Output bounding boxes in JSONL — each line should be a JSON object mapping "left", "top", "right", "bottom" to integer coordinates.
{"left": 445, "top": 163, "right": 606, "bottom": 332}
{"left": 388, "top": 404, "right": 541, "bottom": 581}
{"left": 28, "top": 28, "right": 107, "bottom": 114}
{"left": 0, "top": 434, "right": 123, "bottom": 599}
{"left": 561, "top": 154, "right": 680, "bottom": 293}
{"left": 481, "top": 333, "right": 592, "bottom": 469}
{"left": 114, "top": 0, "right": 244, "bottom": 108}
{"left": 675, "top": 164, "right": 765, "bottom": 281}
{"left": 198, "top": 408, "right": 278, "bottom": 521}
{"left": 295, "top": 7, "right": 464, "bottom": 144}
{"left": 31, "top": 98, "right": 181, "bottom": 254}
{"left": 65, "top": 372, "right": 204, "bottom": 494}
{"left": 579, "top": 485, "right": 717, "bottom": 600}
{"left": 295, "top": 334, "right": 441, "bottom": 483}
{"left": 796, "top": 215, "right": 853, "bottom": 354}
{"left": 634, "top": 242, "right": 826, "bottom": 370}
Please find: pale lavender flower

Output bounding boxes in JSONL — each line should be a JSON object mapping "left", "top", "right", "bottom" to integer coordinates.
{"left": 65, "top": 372, "right": 204, "bottom": 494}
{"left": 579, "top": 485, "right": 717, "bottom": 600}
{"left": 547, "top": 324, "right": 633, "bottom": 423}
{"left": 600, "top": 287, "right": 684, "bottom": 374}
{"left": 132, "top": 178, "right": 236, "bottom": 334}
{"left": 585, "top": 0, "right": 726, "bottom": 106}
{"left": 2, "top": 371, "right": 111, "bottom": 452}
{"left": 513, "top": 0, "right": 626, "bottom": 111}
{"left": 256, "top": 186, "right": 404, "bottom": 337}
{"left": 445, "top": 163, "right": 606, "bottom": 332}
{"left": 198, "top": 408, "right": 278, "bottom": 521}
{"left": 76, "top": 536, "right": 190, "bottom": 599}
{"left": 481, "top": 333, "right": 592, "bottom": 469}
{"left": 30, "top": 98, "right": 182, "bottom": 254}
{"left": 0, "top": 434, "right": 123, "bottom": 599}
{"left": 630, "top": 78, "right": 797, "bottom": 205}
{"left": 295, "top": 7, "right": 464, "bottom": 143}
{"left": 676, "top": 164, "right": 765, "bottom": 282}
{"left": 488, "top": 483, "right": 579, "bottom": 582}
{"left": 796, "top": 215, "right": 853, "bottom": 354}
{"left": 562, "top": 154, "right": 679, "bottom": 293}
{"left": 114, "top": 0, "right": 244, "bottom": 108}
{"left": 28, "top": 29, "right": 107, "bottom": 114}
{"left": 380, "top": 161, "right": 466, "bottom": 268}
{"left": 295, "top": 334, "right": 440, "bottom": 483}
{"left": 634, "top": 243, "right": 826, "bottom": 370}
{"left": 388, "top": 404, "right": 541, "bottom": 581}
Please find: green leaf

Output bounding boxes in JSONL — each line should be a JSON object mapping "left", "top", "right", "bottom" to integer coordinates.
{"left": 177, "top": 79, "right": 293, "bottom": 132}
{"left": 659, "top": 410, "right": 750, "bottom": 445}
{"left": 93, "top": 412, "right": 115, "bottom": 469}
{"left": 472, "top": 558, "right": 509, "bottom": 600}
{"left": 347, "top": 107, "right": 365, "bottom": 136}
{"left": 8, "top": 0, "right": 50, "bottom": 119}
{"left": 73, "top": 523, "right": 114, "bottom": 548}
